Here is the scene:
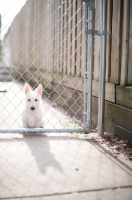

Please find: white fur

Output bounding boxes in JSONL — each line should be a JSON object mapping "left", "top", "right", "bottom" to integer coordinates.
{"left": 22, "top": 83, "right": 44, "bottom": 128}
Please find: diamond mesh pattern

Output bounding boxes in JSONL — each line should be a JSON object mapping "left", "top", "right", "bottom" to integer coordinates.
{"left": 0, "top": 0, "right": 86, "bottom": 130}
{"left": 0, "top": 2, "right": 132, "bottom": 200}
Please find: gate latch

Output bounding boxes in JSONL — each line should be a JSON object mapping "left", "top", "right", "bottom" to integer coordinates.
{"left": 86, "top": 29, "right": 110, "bottom": 36}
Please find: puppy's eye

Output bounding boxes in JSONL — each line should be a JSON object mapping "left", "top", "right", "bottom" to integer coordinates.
{"left": 28, "top": 99, "right": 30, "bottom": 101}
{"left": 35, "top": 99, "right": 38, "bottom": 101}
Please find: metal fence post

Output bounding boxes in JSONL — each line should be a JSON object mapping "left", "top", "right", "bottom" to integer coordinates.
{"left": 98, "top": 0, "right": 107, "bottom": 136}
{"left": 83, "top": 0, "right": 94, "bottom": 133}
{"left": 87, "top": 0, "right": 94, "bottom": 132}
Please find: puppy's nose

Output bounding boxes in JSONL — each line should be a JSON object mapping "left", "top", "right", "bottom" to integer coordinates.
{"left": 31, "top": 107, "right": 35, "bottom": 110}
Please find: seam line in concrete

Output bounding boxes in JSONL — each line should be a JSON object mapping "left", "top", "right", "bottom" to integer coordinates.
{"left": 0, "top": 185, "right": 132, "bottom": 199}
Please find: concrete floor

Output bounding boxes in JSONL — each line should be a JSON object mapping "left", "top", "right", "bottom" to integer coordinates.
{"left": 0, "top": 82, "right": 132, "bottom": 200}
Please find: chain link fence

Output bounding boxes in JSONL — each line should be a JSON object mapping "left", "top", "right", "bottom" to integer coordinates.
{"left": 0, "top": 0, "right": 90, "bottom": 133}
{"left": 0, "top": 1, "right": 132, "bottom": 200}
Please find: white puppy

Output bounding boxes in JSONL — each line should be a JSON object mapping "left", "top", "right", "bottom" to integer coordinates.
{"left": 22, "top": 83, "right": 44, "bottom": 128}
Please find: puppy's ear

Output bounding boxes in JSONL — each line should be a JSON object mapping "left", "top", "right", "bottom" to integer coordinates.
{"left": 35, "top": 84, "right": 43, "bottom": 95}
{"left": 24, "top": 83, "right": 32, "bottom": 94}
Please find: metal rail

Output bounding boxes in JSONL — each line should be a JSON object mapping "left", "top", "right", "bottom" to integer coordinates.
{"left": 0, "top": 127, "right": 85, "bottom": 133}
{"left": 83, "top": 0, "right": 94, "bottom": 133}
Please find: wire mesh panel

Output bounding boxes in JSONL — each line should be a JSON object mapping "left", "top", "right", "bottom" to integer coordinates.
{"left": 0, "top": 0, "right": 88, "bottom": 132}
{"left": 0, "top": 2, "right": 132, "bottom": 200}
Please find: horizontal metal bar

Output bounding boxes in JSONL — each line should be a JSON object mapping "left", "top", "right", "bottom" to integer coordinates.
{"left": 85, "top": 19, "right": 93, "bottom": 23}
{"left": 84, "top": 71, "right": 93, "bottom": 75}
{"left": 86, "top": 29, "right": 110, "bottom": 36}
{"left": 83, "top": 112, "right": 92, "bottom": 115}
{"left": 0, "top": 127, "right": 85, "bottom": 133}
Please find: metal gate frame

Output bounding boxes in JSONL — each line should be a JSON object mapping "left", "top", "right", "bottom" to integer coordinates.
{"left": 0, "top": 0, "right": 109, "bottom": 134}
